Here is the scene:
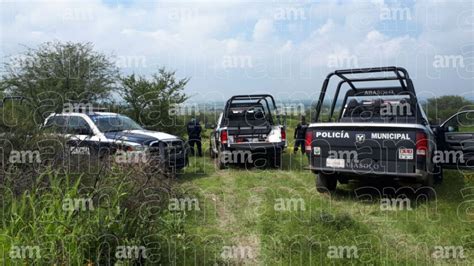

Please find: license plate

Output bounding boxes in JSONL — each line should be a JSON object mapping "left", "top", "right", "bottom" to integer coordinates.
{"left": 326, "top": 158, "right": 345, "bottom": 168}
{"left": 399, "top": 148, "right": 414, "bottom": 160}
{"left": 70, "top": 146, "right": 90, "bottom": 155}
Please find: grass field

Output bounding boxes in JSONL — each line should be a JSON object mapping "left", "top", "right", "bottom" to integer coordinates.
{"left": 1, "top": 124, "right": 473, "bottom": 265}
{"left": 173, "top": 127, "right": 474, "bottom": 265}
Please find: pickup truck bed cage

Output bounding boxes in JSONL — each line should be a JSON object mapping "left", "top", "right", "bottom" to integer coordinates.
{"left": 314, "top": 66, "right": 421, "bottom": 122}
{"left": 224, "top": 94, "right": 278, "bottom": 125}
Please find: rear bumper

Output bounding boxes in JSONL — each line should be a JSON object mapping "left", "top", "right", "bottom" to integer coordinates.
{"left": 228, "top": 142, "right": 285, "bottom": 151}
{"left": 309, "top": 166, "right": 425, "bottom": 178}
{"left": 308, "top": 166, "right": 431, "bottom": 182}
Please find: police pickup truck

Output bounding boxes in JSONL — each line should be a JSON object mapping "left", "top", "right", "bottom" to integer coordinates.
{"left": 42, "top": 110, "right": 188, "bottom": 171}
{"left": 209, "top": 95, "right": 286, "bottom": 168}
{"left": 306, "top": 67, "right": 474, "bottom": 193}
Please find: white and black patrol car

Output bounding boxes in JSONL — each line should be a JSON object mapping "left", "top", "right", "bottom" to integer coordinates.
{"left": 42, "top": 111, "right": 188, "bottom": 170}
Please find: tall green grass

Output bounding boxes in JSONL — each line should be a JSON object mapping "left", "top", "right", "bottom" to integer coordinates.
{"left": 0, "top": 164, "right": 218, "bottom": 265}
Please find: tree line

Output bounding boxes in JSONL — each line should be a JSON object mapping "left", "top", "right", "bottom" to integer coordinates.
{"left": 0, "top": 41, "right": 189, "bottom": 135}
{"left": 1, "top": 41, "right": 472, "bottom": 135}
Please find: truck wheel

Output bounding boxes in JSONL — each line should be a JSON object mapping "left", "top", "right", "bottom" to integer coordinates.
{"left": 316, "top": 173, "right": 337, "bottom": 193}
{"left": 433, "top": 164, "right": 443, "bottom": 184}
{"left": 423, "top": 174, "right": 434, "bottom": 187}
{"left": 274, "top": 152, "right": 282, "bottom": 169}
{"left": 419, "top": 174, "right": 435, "bottom": 199}
{"left": 216, "top": 150, "right": 227, "bottom": 169}
{"left": 209, "top": 140, "right": 217, "bottom": 158}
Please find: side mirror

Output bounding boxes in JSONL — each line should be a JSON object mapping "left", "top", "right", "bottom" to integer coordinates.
{"left": 447, "top": 126, "right": 457, "bottom": 132}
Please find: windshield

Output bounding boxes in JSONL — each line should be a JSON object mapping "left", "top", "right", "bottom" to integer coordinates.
{"left": 91, "top": 115, "right": 143, "bottom": 132}
{"left": 226, "top": 106, "right": 271, "bottom": 127}
{"left": 341, "top": 95, "right": 414, "bottom": 119}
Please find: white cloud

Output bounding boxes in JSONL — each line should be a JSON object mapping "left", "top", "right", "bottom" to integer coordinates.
{"left": 252, "top": 19, "right": 274, "bottom": 41}
{"left": 0, "top": 0, "right": 472, "bottom": 99}
{"left": 317, "top": 19, "right": 335, "bottom": 35}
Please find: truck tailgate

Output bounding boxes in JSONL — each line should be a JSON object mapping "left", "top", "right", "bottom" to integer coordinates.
{"left": 307, "top": 124, "right": 427, "bottom": 175}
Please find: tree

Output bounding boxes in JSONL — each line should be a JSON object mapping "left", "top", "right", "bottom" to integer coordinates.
{"left": 423, "top": 95, "right": 473, "bottom": 124}
{"left": 1, "top": 41, "right": 118, "bottom": 123}
{"left": 120, "top": 68, "right": 189, "bottom": 135}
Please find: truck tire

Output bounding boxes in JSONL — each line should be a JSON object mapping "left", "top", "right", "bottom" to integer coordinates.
{"left": 274, "top": 151, "right": 282, "bottom": 169}
{"left": 209, "top": 138, "right": 217, "bottom": 158}
{"left": 433, "top": 164, "right": 443, "bottom": 184}
{"left": 316, "top": 173, "right": 337, "bottom": 193}
{"left": 216, "top": 150, "right": 227, "bottom": 169}
{"left": 422, "top": 173, "right": 434, "bottom": 187}
{"left": 419, "top": 174, "right": 435, "bottom": 199}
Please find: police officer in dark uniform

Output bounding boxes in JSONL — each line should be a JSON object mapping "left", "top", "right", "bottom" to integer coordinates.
{"left": 294, "top": 115, "right": 308, "bottom": 154}
{"left": 187, "top": 118, "right": 202, "bottom": 156}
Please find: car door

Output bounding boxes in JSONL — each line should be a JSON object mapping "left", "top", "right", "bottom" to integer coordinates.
{"left": 437, "top": 110, "right": 474, "bottom": 169}
{"left": 43, "top": 115, "right": 68, "bottom": 135}
{"left": 211, "top": 113, "right": 223, "bottom": 153}
{"left": 66, "top": 116, "right": 94, "bottom": 156}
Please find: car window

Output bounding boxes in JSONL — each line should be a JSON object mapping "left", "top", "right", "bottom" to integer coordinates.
{"left": 443, "top": 111, "right": 474, "bottom": 133}
{"left": 67, "top": 116, "right": 92, "bottom": 135}
{"left": 91, "top": 115, "right": 142, "bottom": 133}
{"left": 341, "top": 96, "right": 413, "bottom": 118}
{"left": 44, "top": 116, "right": 67, "bottom": 133}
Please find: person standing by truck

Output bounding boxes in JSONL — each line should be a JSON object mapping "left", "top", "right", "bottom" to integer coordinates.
{"left": 293, "top": 115, "right": 308, "bottom": 155}
{"left": 187, "top": 118, "right": 202, "bottom": 156}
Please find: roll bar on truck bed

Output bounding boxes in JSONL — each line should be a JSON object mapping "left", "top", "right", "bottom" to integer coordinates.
{"left": 313, "top": 66, "right": 424, "bottom": 123}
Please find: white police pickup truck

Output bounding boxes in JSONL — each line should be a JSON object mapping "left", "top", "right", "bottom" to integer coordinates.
{"left": 209, "top": 95, "right": 286, "bottom": 169}
{"left": 42, "top": 111, "right": 188, "bottom": 171}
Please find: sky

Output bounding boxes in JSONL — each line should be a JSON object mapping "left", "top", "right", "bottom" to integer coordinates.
{"left": 0, "top": 0, "right": 473, "bottom": 102}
